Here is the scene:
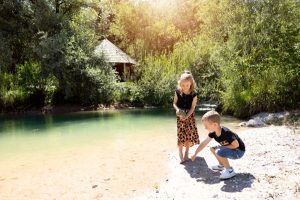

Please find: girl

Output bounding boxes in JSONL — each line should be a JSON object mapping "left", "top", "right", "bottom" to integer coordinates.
{"left": 173, "top": 71, "right": 200, "bottom": 164}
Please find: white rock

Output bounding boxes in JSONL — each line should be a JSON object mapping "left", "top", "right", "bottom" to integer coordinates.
{"left": 246, "top": 119, "right": 266, "bottom": 127}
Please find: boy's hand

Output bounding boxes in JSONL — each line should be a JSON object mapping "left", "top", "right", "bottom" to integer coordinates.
{"left": 191, "top": 155, "right": 196, "bottom": 161}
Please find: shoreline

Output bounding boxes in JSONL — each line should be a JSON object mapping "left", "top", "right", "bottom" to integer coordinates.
{"left": 1, "top": 104, "right": 298, "bottom": 127}
{"left": 0, "top": 103, "right": 140, "bottom": 116}
{"left": 0, "top": 101, "right": 221, "bottom": 116}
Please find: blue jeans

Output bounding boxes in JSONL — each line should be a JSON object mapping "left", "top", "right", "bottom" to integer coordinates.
{"left": 212, "top": 146, "right": 245, "bottom": 159}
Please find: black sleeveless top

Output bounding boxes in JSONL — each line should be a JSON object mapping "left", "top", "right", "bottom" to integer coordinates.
{"left": 175, "top": 89, "right": 197, "bottom": 110}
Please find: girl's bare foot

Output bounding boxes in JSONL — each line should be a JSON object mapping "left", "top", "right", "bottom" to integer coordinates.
{"left": 179, "top": 155, "right": 185, "bottom": 164}
{"left": 184, "top": 155, "right": 190, "bottom": 162}
{"left": 180, "top": 158, "right": 190, "bottom": 164}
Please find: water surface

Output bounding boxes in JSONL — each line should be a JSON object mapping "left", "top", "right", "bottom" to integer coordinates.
{"left": 0, "top": 108, "right": 243, "bottom": 159}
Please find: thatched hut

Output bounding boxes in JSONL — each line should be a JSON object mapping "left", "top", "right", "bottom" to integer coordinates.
{"left": 95, "top": 39, "right": 136, "bottom": 81}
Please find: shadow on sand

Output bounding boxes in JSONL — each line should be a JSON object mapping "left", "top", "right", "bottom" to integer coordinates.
{"left": 183, "top": 157, "right": 255, "bottom": 192}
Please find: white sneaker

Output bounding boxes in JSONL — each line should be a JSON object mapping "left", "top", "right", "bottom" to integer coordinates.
{"left": 220, "top": 168, "right": 236, "bottom": 179}
{"left": 212, "top": 164, "right": 224, "bottom": 171}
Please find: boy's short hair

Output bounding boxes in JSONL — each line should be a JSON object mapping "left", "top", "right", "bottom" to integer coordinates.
{"left": 202, "top": 110, "right": 221, "bottom": 124}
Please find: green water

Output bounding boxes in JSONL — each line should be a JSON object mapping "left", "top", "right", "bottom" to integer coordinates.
{"left": 0, "top": 109, "right": 242, "bottom": 159}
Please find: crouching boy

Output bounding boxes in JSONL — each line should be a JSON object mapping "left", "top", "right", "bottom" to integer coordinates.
{"left": 191, "top": 111, "right": 245, "bottom": 179}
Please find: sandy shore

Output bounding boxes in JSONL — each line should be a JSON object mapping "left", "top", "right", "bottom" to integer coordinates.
{"left": 0, "top": 133, "right": 174, "bottom": 200}
{"left": 133, "top": 126, "right": 300, "bottom": 200}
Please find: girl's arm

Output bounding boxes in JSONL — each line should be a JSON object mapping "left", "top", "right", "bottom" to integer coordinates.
{"left": 191, "top": 136, "right": 212, "bottom": 161}
{"left": 185, "top": 96, "right": 197, "bottom": 119}
{"left": 173, "top": 92, "right": 180, "bottom": 113}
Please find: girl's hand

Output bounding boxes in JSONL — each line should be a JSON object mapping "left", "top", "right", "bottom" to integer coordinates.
{"left": 176, "top": 109, "right": 186, "bottom": 120}
{"left": 181, "top": 114, "right": 189, "bottom": 121}
{"left": 178, "top": 114, "right": 187, "bottom": 121}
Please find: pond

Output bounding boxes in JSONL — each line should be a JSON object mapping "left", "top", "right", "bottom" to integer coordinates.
{"left": 0, "top": 108, "right": 243, "bottom": 157}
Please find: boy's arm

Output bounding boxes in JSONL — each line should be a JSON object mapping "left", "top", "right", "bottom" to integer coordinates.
{"left": 224, "top": 139, "right": 239, "bottom": 149}
{"left": 191, "top": 136, "right": 212, "bottom": 161}
{"left": 185, "top": 96, "right": 197, "bottom": 119}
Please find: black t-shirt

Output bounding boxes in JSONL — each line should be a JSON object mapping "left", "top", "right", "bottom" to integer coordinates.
{"left": 175, "top": 89, "right": 197, "bottom": 110}
{"left": 208, "top": 127, "right": 245, "bottom": 151}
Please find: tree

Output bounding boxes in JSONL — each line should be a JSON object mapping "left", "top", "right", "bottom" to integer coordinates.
{"left": 218, "top": 0, "right": 300, "bottom": 117}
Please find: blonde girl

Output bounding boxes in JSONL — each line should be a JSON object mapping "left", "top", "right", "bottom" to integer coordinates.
{"left": 173, "top": 71, "right": 200, "bottom": 164}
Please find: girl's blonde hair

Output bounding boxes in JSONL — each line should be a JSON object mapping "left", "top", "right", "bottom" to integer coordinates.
{"left": 177, "top": 70, "right": 197, "bottom": 94}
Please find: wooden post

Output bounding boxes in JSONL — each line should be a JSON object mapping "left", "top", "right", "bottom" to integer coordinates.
{"left": 123, "top": 63, "right": 126, "bottom": 81}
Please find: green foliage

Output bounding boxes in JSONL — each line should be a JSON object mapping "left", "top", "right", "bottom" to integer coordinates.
{"left": 79, "top": 58, "right": 118, "bottom": 104}
{"left": 137, "top": 54, "right": 179, "bottom": 106}
{"left": 137, "top": 34, "right": 222, "bottom": 106}
{"left": 0, "top": 89, "right": 29, "bottom": 110}
{"left": 113, "top": 82, "right": 143, "bottom": 106}
{"left": 108, "top": 0, "right": 200, "bottom": 59}
{"left": 172, "top": 35, "right": 222, "bottom": 102}
{"left": 16, "top": 61, "right": 43, "bottom": 90}
{"left": 0, "top": 0, "right": 118, "bottom": 110}
{"left": 0, "top": 0, "right": 299, "bottom": 116}
{"left": 0, "top": 33, "right": 12, "bottom": 72}
{"left": 217, "top": 0, "right": 300, "bottom": 117}
{"left": 0, "top": 60, "right": 59, "bottom": 110}
{"left": 0, "top": 69, "right": 26, "bottom": 110}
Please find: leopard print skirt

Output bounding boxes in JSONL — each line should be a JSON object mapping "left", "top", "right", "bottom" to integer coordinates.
{"left": 177, "top": 112, "right": 200, "bottom": 147}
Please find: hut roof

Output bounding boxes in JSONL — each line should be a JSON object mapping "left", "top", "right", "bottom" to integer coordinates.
{"left": 94, "top": 39, "right": 136, "bottom": 64}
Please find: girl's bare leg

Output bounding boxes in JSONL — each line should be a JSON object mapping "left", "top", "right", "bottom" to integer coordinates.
{"left": 178, "top": 144, "right": 184, "bottom": 163}
{"left": 184, "top": 140, "right": 190, "bottom": 161}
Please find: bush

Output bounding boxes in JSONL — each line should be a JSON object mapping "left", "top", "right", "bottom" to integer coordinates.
{"left": 80, "top": 62, "right": 118, "bottom": 105}
{"left": 137, "top": 54, "right": 179, "bottom": 107}
{"left": 0, "top": 61, "right": 60, "bottom": 111}
{"left": 113, "top": 82, "right": 143, "bottom": 106}
{"left": 0, "top": 72, "right": 31, "bottom": 111}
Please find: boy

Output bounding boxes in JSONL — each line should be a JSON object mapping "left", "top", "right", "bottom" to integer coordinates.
{"left": 191, "top": 110, "right": 245, "bottom": 179}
